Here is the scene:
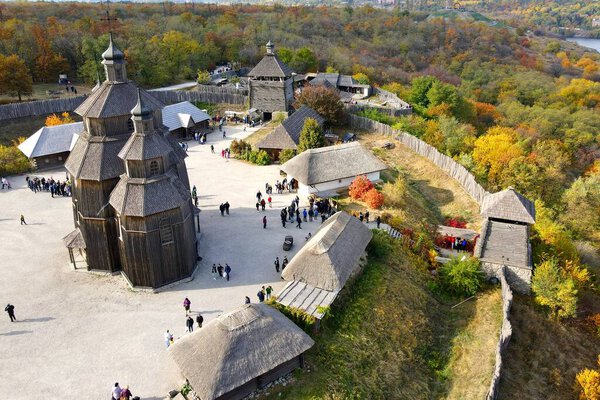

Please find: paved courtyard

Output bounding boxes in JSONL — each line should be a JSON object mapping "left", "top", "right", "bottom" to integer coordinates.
{"left": 0, "top": 124, "right": 321, "bottom": 399}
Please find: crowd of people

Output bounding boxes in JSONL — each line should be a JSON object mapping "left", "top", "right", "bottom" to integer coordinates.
{"left": 210, "top": 263, "right": 232, "bottom": 281}
{"left": 25, "top": 175, "right": 71, "bottom": 197}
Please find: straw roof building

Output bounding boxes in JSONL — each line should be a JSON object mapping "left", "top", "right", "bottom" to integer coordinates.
{"left": 277, "top": 211, "right": 372, "bottom": 320}
{"left": 247, "top": 41, "right": 295, "bottom": 120}
{"left": 169, "top": 303, "right": 314, "bottom": 400}
{"left": 256, "top": 105, "right": 325, "bottom": 161}
{"left": 475, "top": 187, "right": 535, "bottom": 294}
{"left": 281, "top": 142, "right": 386, "bottom": 197}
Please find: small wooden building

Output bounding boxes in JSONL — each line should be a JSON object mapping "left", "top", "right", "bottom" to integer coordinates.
{"left": 308, "top": 72, "right": 372, "bottom": 100}
{"left": 108, "top": 90, "right": 198, "bottom": 288}
{"left": 256, "top": 105, "right": 325, "bottom": 161}
{"left": 280, "top": 142, "right": 387, "bottom": 197}
{"left": 18, "top": 122, "right": 82, "bottom": 170}
{"left": 162, "top": 101, "right": 211, "bottom": 139}
{"left": 277, "top": 211, "right": 372, "bottom": 320}
{"left": 474, "top": 187, "right": 536, "bottom": 294}
{"left": 169, "top": 303, "right": 314, "bottom": 400}
{"left": 248, "top": 42, "right": 295, "bottom": 120}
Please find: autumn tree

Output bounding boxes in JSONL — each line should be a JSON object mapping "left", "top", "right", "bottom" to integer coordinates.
{"left": 364, "top": 188, "right": 384, "bottom": 209}
{"left": 349, "top": 175, "right": 374, "bottom": 200}
{"left": 0, "top": 54, "right": 33, "bottom": 101}
{"left": 295, "top": 86, "right": 345, "bottom": 125}
{"left": 297, "top": 118, "right": 324, "bottom": 152}
{"left": 31, "top": 24, "right": 68, "bottom": 83}
{"left": 531, "top": 257, "right": 578, "bottom": 320}
{"left": 197, "top": 70, "right": 211, "bottom": 84}
{"left": 561, "top": 169, "right": 600, "bottom": 241}
{"left": 352, "top": 72, "right": 370, "bottom": 85}
{"left": 45, "top": 112, "right": 74, "bottom": 126}
{"left": 576, "top": 356, "right": 600, "bottom": 400}
{"left": 472, "top": 126, "right": 523, "bottom": 189}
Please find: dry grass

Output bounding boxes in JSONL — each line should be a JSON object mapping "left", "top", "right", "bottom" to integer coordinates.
{"left": 0, "top": 83, "right": 92, "bottom": 103}
{"left": 0, "top": 114, "right": 77, "bottom": 146}
{"left": 244, "top": 124, "right": 275, "bottom": 149}
{"left": 498, "top": 297, "right": 600, "bottom": 400}
{"left": 359, "top": 132, "right": 481, "bottom": 230}
{"left": 443, "top": 289, "right": 503, "bottom": 400}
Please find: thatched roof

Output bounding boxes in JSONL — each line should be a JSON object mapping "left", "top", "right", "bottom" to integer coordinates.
{"left": 248, "top": 43, "right": 293, "bottom": 78}
{"left": 18, "top": 122, "right": 82, "bottom": 158}
{"left": 75, "top": 81, "right": 164, "bottom": 119}
{"left": 281, "top": 211, "right": 372, "bottom": 291}
{"left": 169, "top": 303, "right": 314, "bottom": 400}
{"left": 477, "top": 220, "right": 531, "bottom": 269}
{"left": 276, "top": 280, "right": 338, "bottom": 319}
{"left": 257, "top": 106, "right": 325, "bottom": 150}
{"left": 62, "top": 228, "right": 86, "bottom": 249}
{"left": 281, "top": 142, "right": 386, "bottom": 186}
{"left": 481, "top": 187, "right": 535, "bottom": 224}
{"left": 65, "top": 134, "right": 128, "bottom": 181}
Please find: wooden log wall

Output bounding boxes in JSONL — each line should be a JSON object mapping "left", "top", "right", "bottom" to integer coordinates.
{"left": 0, "top": 95, "right": 86, "bottom": 121}
{"left": 348, "top": 114, "right": 490, "bottom": 205}
{"left": 345, "top": 103, "right": 413, "bottom": 117}
{"left": 152, "top": 88, "right": 248, "bottom": 106}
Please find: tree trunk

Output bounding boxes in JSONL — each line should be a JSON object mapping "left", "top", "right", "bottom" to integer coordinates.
{"left": 18, "top": 90, "right": 22, "bottom": 102}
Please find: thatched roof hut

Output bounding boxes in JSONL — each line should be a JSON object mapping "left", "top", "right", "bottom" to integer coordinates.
{"left": 169, "top": 303, "right": 314, "bottom": 400}
{"left": 281, "top": 211, "right": 372, "bottom": 291}
{"left": 481, "top": 187, "right": 535, "bottom": 224}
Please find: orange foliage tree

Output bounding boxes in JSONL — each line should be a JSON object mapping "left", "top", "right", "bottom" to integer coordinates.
{"left": 45, "top": 112, "right": 74, "bottom": 126}
{"left": 364, "top": 188, "right": 384, "bottom": 209}
{"left": 349, "top": 175, "right": 374, "bottom": 200}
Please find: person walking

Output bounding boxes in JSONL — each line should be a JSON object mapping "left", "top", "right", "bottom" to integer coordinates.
{"left": 219, "top": 204, "right": 225, "bottom": 216}
{"left": 296, "top": 215, "right": 302, "bottom": 229}
{"left": 303, "top": 208, "right": 308, "bottom": 222}
{"left": 245, "top": 296, "right": 251, "bottom": 304}
{"left": 210, "top": 144, "right": 215, "bottom": 154}
{"left": 5, "top": 304, "right": 16, "bottom": 322}
{"left": 256, "top": 202, "right": 260, "bottom": 212}
{"left": 263, "top": 215, "right": 267, "bottom": 229}
{"left": 224, "top": 201, "right": 230, "bottom": 215}
{"left": 376, "top": 215, "right": 381, "bottom": 229}
{"left": 274, "top": 257, "right": 280, "bottom": 273}
{"left": 282, "top": 256, "right": 289, "bottom": 271}
{"left": 186, "top": 316, "right": 194, "bottom": 333}
{"left": 217, "top": 264, "right": 224, "bottom": 278}
{"left": 112, "top": 383, "right": 122, "bottom": 400}
{"left": 211, "top": 264, "right": 218, "bottom": 280}
{"left": 267, "top": 196, "right": 272, "bottom": 208}
{"left": 359, "top": 212, "right": 364, "bottom": 222}
{"left": 164, "top": 330, "right": 173, "bottom": 348}
{"left": 20, "top": 215, "right": 26, "bottom": 225}
{"left": 183, "top": 298, "right": 191, "bottom": 315}
{"left": 365, "top": 211, "right": 370, "bottom": 223}
{"left": 224, "top": 264, "right": 231, "bottom": 281}
{"left": 266, "top": 285, "right": 273, "bottom": 300}
{"left": 260, "top": 199, "right": 266, "bottom": 211}
{"left": 256, "top": 190, "right": 262, "bottom": 202}
{"left": 257, "top": 289, "right": 265, "bottom": 303}
{"left": 196, "top": 313, "right": 203, "bottom": 328}
{"left": 119, "top": 385, "right": 132, "bottom": 400}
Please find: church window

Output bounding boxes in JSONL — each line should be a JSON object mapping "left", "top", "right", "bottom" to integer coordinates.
{"left": 149, "top": 160, "right": 160, "bottom": 176}
{"left": 160, "top": 218, "right": 173, "bottom": 245}
{"left": 115, "top": 68, "right": 123, "bottom": 81}
{"left": 127, "top": 119, "right": 134, "bottom": 132}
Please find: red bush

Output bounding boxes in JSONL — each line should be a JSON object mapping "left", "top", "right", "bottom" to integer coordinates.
{"left": 349, "top": 175, "right": 374, "bottom": 200}
{"left": 444, "top": 217, "right": 467, "bottom": 229}
{"left": 364, "top": 188, "right": 384, "bottom": 209}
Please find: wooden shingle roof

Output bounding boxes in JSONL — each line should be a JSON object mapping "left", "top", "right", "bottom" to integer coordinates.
{"left": 257, "top": 106, "right": 325, "bottom": 150}
{"left": 75, "top": 82, "right": 164, "bottom": 119}
{"left": 481, "top": 187, "right": 535, "bottom": 224}
{"left": 247, "top": 43, "right": 293, "bottom": 78}
{"left": 65, "top": 134, "right": 127, "bottom": 181}
{"left": 169, "top": 303, "right": 314, "bottom": 400}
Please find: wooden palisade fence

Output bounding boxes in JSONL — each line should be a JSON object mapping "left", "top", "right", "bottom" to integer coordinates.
{"left": 0, "top": 96, "right": 87, "bottom": 121}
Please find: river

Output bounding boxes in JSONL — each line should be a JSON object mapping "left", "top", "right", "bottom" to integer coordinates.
{"left": 566, "top": 37, "right": 600, "bottom": 52}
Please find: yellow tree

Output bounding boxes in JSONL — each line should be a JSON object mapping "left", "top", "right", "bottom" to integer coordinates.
{"left": 576, "top": 356, "right": 600, "bottom": 400}
{"left": 472, "top": 126, "right": 523, "bottom": 189}
{"left": 0, "top": 54, "right": 33, "bottom": 101}
{"left": 45, "top": 112, "right": 74, "bottom": 126}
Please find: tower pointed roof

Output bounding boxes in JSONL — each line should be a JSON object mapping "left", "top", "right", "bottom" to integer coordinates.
{"left": 248, "top": 41, "right": 293, "bottom": 78}
{"left": 131, "top": 88, "right": 152, "bottom": 117}
{"left": 102, "top": 32, "right": 124, "bottom": 61}
{"left": 481, "top": 187, "right": 536, "bottom": 224}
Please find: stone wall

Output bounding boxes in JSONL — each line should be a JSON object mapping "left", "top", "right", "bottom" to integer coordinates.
{"left": 348, "top": 113, "right": 489, "bottom": 204}
{"left": 486, "top": 267, "right": 513, "bottom": 400}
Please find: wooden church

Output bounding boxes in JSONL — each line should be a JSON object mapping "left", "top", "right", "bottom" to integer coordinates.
{"left": 64, "top": 34, "right": 198, "bottom": 289}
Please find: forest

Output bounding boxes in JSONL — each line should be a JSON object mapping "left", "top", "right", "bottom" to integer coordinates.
{"left": 0, "top": 2, "right": 599, "bottom": 395}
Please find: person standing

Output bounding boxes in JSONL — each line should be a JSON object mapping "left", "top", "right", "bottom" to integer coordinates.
{"left": 219, "top": 204, "right": 225, "bottom": 216}
{"left": 296, "top": 215, "right": 302, "bottom": 229}
{"left": 186, "top": 316, "right": 194, "bottom": 333}
{"left": 376, "top": 215, "right": 381, "bottom": 229}
{"left": 196, "top": 313, "right": 203, "bottom": 328}
{"left": 256, "top": 190, "right": 262, "bottom": 202}
{"left": 257, "top": 289, "right": 265, "bottom": 303}
{"left": 224, "top": 201, "right": 230, "bottom": 215}
{"left": 256, "top": 202, "right": 260, "bottom": 212}
{"left": 359, "top": 212, "right": 364, "bottom": 222}
{"left": 217, "top": 264, "right": 224, "bottom": 278}
{"left": 211, "top": 264, "right": 218, "bottom": 280}
{"left": 263, "top": 215, "right": 267, "bottom": 229}
{"left": 224, "top": 264, "right": 231, "bottom": 281}
{"left": 119, "top": 386, "right": 132, "bottom": 400}
{"left": 261, "top": 199, "right": 266, "bottom": 211}
{"left": 245, "top": 296, "right": 251, "bottom": 304}
{"left": 267, "top": 196, "right": 272, "bottom": 208}
{"left": 274, "top": 257, "right": 280, "bottom": 273}
{"left": 183, "top": 298, "right": 191, "bottom": 315}
{"left": 164, "top": 330, "right": 173, "bottom": 348}
{"left": 210, "top": 144, "right": 215, "bottom": 154}
{"left": 266, "top": 285, "right": 273, "bottom": 300}
{"left": 282, "top": 256, "right": 289, "bottom": 271}
{"left": 20, "top": 215, "right": 26, "bottom": 225}
{"left": 5, "top": 304, "right": 16, "bottom": 322}
{"left": 112, "top": 383, "right": 122, "bottom": 400}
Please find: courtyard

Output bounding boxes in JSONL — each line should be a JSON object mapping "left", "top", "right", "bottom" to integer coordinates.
{"left": 0, "top": 124, "right": 319, "bottom": 399}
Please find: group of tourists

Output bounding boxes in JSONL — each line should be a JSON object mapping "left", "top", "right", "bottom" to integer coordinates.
{"left": 178, "top": 141, "right": 189, "bottom": 152}
{"left": 220, "top": 148, "right": 231, "bottom": 159}
{"left": 111, "top": 383, "right": 136, "bottom": 400}
{"left": 219, "top": 202, "right": 231, "bottom": 216}
{"left": 26, "top": 175, "right": 71, "bottom": 197}
{"left": 193, "top": 132, "right": 208, "bottom": 144}
{"left": 256, "top": 285, "right": 274, "bottom": 302}
{"left": 274, "top": 178, "right": 297, "bottom": 194}
{"left": 440, "top": 236, "right": 470, "bottom": 252}
{"left": 255, "top": 190, "right": 272, "bottom": 212}
{"left": 211, "top": 263, "right": 232, "bottom": 281}
{"left": 273, "top": 256, "right": 289, "bottom": 274}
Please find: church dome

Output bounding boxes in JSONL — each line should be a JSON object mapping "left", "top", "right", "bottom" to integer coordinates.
{"left": 102, "top": 33, "right": 124, "bottom": 61}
